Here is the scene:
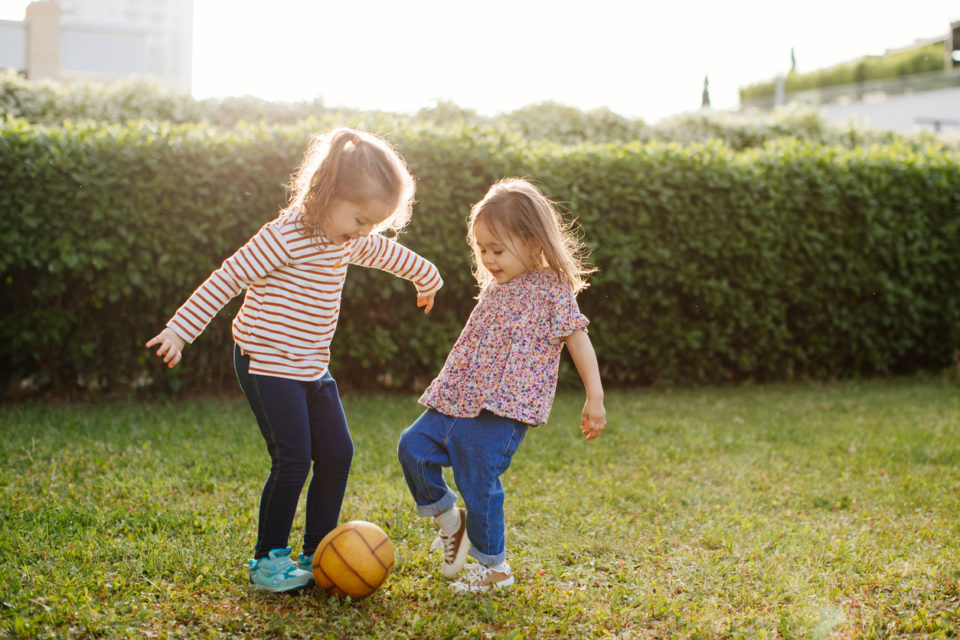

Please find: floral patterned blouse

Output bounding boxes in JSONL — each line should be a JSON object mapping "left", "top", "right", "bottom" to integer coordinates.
{"left": 419, "top": 269, "right": 589, "bottom": 425}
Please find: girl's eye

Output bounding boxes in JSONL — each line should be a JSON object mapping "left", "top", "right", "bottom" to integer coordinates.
{"left": 355, "top": 218, "right": 364, "bottom": 225}
{"left": 493, "top": 250, "right": 503, "bottom": 256}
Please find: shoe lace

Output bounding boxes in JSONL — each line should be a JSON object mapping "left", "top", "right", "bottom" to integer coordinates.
{"left": 462, "top": 563, "right": 491, "bottom": 583}
{"left": 255, "top": 550, "right": 300, "bottom": 577}
{"left": 441, "top": 530, "right": 459, "bottom": 562}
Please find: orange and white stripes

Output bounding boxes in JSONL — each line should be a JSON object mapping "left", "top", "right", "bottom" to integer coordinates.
{"left": 167, "top": 210, "right": 442, "bottom": 380}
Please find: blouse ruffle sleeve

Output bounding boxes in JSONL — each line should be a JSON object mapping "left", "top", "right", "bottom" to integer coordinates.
{"left": 545, "top": 284, "right": 589, "bottom": 343}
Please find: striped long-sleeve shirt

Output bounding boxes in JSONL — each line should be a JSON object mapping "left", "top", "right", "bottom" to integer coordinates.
{"left": 166, "top": 209, "right": 443, "bottom": 380}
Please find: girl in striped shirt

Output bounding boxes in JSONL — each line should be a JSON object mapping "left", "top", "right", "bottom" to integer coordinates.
{"left": 146, "top": 128, "right": 443, "bottom": 592}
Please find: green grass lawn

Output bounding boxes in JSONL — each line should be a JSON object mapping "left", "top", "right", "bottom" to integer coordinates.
{"left": 2, "top": 377, "right": 959, "bottom": 639}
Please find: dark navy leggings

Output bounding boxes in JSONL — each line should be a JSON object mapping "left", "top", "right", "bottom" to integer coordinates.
{"left": 234, "top": 345, "right": 354, "bottom": 558}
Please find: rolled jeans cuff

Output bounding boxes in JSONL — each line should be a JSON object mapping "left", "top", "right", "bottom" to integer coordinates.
{"left": 468, "top": 545, "right": 505, "bottom": 566}
{"left": 414, "top": 488, "right": 458, "bottom": 517}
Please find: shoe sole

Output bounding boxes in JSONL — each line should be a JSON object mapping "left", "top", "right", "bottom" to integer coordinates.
{"left": 493, "top": 575, "right": 514, "bottom": 589}
{"left": 249, "top": 580, "right": 313, "bottom": 593}
{"left": 249, "top": 573, "right": 315, "bottom": 593}
{"left": 442, "top": 507, "right": 471, "bottom": 578}
{"left": 452, "top": 575, "right": 514, "bottom": 594}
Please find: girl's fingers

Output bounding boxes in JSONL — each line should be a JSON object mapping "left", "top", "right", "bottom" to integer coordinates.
{"left": 581, "top": 414, "right": 605, "bottom": 440}
{"left": 146, "top": 331, "right": 182, "bottom": 367}
{"left": 154, "top": 341, "right": 176, "bottom": 363}
{"left": 417, "top": 295, "right": 435, "bottom": 314}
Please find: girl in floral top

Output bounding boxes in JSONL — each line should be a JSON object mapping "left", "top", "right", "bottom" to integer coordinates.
{"left": 397, "top": 178, "right": 606, "bottom": 593}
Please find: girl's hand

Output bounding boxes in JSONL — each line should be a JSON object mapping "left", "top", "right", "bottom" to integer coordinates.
{"left": 417, "top": 292, "right": 436, "bottom": 314}
{"left": 580, "top": 397, "right": 606, "bottom": 441}
{"left": 145, "top": 327, "right": 186, "bottom": 368}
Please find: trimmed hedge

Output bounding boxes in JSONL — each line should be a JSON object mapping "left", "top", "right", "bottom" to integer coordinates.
{"left": 2, "top": 119, "right": 959, "bottom": 395}
{"left": 550, "top": 139, "right": 960, "bottom": 384}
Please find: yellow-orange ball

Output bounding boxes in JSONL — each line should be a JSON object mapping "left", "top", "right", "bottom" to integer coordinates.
{"left": 312, "top": 521, "right": 395, "bottom": 600}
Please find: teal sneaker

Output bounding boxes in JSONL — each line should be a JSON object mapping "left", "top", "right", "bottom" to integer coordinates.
{"left": 297, "top": 552, "right": 313, "bottom": 572}
{"left": 248, "top": 547, "right": 314, "bottom": 592}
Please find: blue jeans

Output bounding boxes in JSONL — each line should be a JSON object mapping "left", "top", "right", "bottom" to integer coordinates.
{"left": 234, "top": 345, "right": 354, "bottom": 558}
{"left": 397, "top": 409, "right": 528, "bottom": 565}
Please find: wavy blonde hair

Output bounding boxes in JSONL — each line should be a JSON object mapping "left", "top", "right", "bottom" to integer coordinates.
{"left": 468, "top": 178, "right": 595, "bottom": 293}
{"left": 284, "top": 127, "right": 416, "bottom": 240}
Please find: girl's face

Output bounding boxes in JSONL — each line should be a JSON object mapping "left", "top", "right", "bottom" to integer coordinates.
{"left": 473, "top": 218, "right": 539, "bottom": 285}
{"left": 321, "top": 198, "right": 396, "bottom": 246}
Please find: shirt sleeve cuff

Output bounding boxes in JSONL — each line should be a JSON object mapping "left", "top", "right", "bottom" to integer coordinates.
{"left": 166, "top": 321, "right": 196, "bottom": 345}
{"left": 416, "top": 275, "right": 444, "bottom": 297}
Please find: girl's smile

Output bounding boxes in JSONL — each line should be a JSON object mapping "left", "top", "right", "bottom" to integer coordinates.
{"left": 473, "top": 219, "right": 540, "bottom": 285}
{"left": 321, "top": 199, "right": 396, "bottom": 246}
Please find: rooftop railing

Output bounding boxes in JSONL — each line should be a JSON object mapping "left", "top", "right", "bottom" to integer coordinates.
{"left": 740, "top": 67, "right": 960, "bottom": 110}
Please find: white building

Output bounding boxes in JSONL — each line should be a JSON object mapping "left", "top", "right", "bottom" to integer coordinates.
{"left": 58, "top": 0, "right": 193, "bottom": 90}
{"left": 740, "top": 23, "right": 960, "bottom": 133}
{"left": 816, "top": 78, "right": 960, "bottom": 133}
{"left": 0, "top": 0, "right": 192, "bottom": 90}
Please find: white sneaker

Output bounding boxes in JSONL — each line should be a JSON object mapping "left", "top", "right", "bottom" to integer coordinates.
{"left": 451, "top": 562, "right": 514, "bottom": 593}
{"left": 439, "top": 507, "right": 471, "bottom": 578}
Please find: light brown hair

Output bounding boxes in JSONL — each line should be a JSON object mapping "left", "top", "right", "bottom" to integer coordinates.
{"left": 468, "top": 178, "right": 595, "bottom": 292}
{"left": 285, "top": 127, "right": 415, "bottom": 241}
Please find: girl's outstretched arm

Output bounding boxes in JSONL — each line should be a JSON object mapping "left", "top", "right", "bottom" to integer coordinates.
{"left": 348, "top": 235, "right": 443, "bottom": 304}
{"left": 564, "top": 328, "right": 606, "bottom": 440}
